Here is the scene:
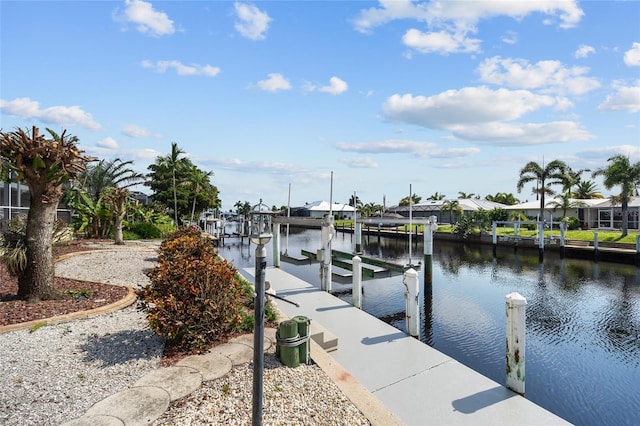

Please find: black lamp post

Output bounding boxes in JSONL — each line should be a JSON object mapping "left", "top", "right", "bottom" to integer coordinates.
{"left": 249, "top": 199, "right": 272, "bottom": 426}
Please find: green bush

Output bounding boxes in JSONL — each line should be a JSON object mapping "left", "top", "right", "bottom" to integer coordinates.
{"left": 125, "top": 222, "right": 163, "bottom": 239}
{"left": 137, "top": 228, "right": 270, "bottom": 352}
{"left": 565, "top": 216, "right": 581, "bottom": 231}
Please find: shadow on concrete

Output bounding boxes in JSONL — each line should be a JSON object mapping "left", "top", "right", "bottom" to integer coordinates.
{"left": 452, "top": 386, "right": 518, "bottom": 414}
{"left": 80, "top": 329, "right": 164, "bottom": 366}
{"left": 361, "top": 332, "right": 407, "bottom": 345}
{"left": 316, "top": 304, "right": 352, "bottom": 312}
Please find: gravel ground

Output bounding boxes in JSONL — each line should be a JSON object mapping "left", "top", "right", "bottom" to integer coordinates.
{"left": 0, "top": 241, "right": 371, "bottom": 426}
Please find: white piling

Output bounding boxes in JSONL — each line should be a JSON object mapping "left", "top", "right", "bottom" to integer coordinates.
{"left": 272, "top": 223, "right": 281, "bottom": 268}
{"left": 355, "top": 222, "right": 362, "bottom": 253}
{"left": 404, "top": 268, "right": 420, "bottom": 338}
{"left": 320, "top": 216, "right": 335, "bottom": 292}
{"left": 352, "top": 255, "right": 362, "bottom": 309}
{"left": 506, "top": 292, "right": 526, "bottom": 395}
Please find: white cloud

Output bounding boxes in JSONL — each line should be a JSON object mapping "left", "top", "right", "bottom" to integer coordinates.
{"left": 354, "top": 0, "right": 583, "bottom": 55}
{"left": 450, "top": 121, "right": 594, "bottom": 145}
{"left": 477, "top": 56, "right": 600, "bottom": 95}
{"left": 117, "top": 0, "right": 175, "bottom": 37}
{"left": 96, "top": 137, "right": 119, "bottom": 149}
{"left": 0, "top": 97, "right": 102, "bottom": 130}
{"left": 339, "top": 156, "right": 379, "bottom": 168}
{"left": 122, "top": 124, "right": 161, "bottom": 138}
{"left": 382, "top": 87, "right": 557, "bottom": 129}
{"left": 256, "top": 73, "right": 291, "bottom": 92}
{"left": 352, "top": 0, "right": 428, "bottom": 34}
{"left": 319, "top": 77, "right": 349, "bottom": 95}
{"left": 335, "top": 139, "right": 480, "bottom": 158}
{"left": 624, "top": 42, "right": 640, "bottom": 67}
{"left": 141, "top": 60, "right": 220, "bottom": 77}
{"left": 381, "top": 87, "right": 594, "bottom": 145}
{"left": 501, "top": 31, "right": 517, "bottom": 45}
{"left": 598, "top": 82, "right": 640, "bottom": 113}
{"left": 234, "top": 2, "right": 272, "bottom": 41}
{"left": 82, "top": 145, "right": 163, "bottom": 162}
{"left": 402, "top": 28, "right": 481, "bottom": 54}
{"left": 577, "top": 145, "right": 640, "bottom": 162}
{"left": 575, "top": 44, "right": 595, "bottom": 59}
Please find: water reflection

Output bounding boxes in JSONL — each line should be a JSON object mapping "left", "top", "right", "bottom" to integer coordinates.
{"left": 218, "top": 226, "right": 640, "bottom": 425}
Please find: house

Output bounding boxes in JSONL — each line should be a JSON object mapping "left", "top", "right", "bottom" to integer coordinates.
{"left": 387, "top": 198, "right": 507, "bottom": 223}
{"left": 290, "top": 200, "right": 356, "bottom": 219}
{"left": 503, "top": 196, "right": 640, "bottom": 230}
{"left": 1, "top": 179, "right": 72, "bottom": 227}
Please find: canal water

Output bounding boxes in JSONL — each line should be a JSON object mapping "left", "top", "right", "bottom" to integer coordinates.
{"left": 217, "top": 225, "right": 640, "bottom": 426}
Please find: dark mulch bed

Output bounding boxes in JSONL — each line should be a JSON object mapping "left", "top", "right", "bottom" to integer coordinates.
{"left": 0, "top": 240, "right": 129, "bottom": 327}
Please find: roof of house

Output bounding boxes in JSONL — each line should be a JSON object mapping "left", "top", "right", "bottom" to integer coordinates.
{"left": 503, "top": 198, "right": 615, "bottom": 210}
{"left": 302, "top": 200, "right": 356, "bottom": 212}
{"left": 389, "top": 198, "right": 507, "bottom": 212}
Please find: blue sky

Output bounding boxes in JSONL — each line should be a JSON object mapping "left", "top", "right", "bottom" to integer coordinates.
{"left": 1, "top": 1, "right": 639, "bottom": 211}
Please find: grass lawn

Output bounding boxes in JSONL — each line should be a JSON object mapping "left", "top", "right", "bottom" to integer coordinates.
{"left": 335, "top": 220, "right": 640, "bottom": 244}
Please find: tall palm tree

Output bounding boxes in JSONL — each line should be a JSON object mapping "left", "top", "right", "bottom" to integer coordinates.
{"left": 516, "top": 159, "right": 567, "bottom": 222}
{"left": 572, "top": 180, "right": 604, "bottom": 199}
{"left": 183, "top": 165, "right": 215, "bottom": 223}
{"left": 561, "top": 166, "right": 590, "bottom": 195}
{"left": 592, "top": 155, "right": 640, "bottom": 236}
{"left": 158, "top": 142, "right": 185, "bottom": 225}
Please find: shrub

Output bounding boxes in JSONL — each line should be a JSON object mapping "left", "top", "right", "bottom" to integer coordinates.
{"left": 565, "top": 216, "right": 581, "bottom": 231}
{"left": 125, "top": 222, "right": 163, "bottom": 239}
{"left": 0, "top": 216, "right": 72, "bottom": 276}
{"left": 137, "top": 227, "right": 268, "bottom": 352}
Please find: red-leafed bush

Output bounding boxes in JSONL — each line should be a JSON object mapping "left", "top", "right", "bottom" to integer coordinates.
{"left": 137, "top": 228, "right": 251, "bottom": 352}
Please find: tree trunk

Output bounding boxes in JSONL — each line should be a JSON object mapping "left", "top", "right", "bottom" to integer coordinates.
{"left": 18, "top": 186, "right": 59, "bottom": 301}
{"left": 113, "top": 195, "right": 126, "bottom": 245}
{"left": 172, "top": 170, "right": 178, "bottom": 226}
{"left": 190, "top": 196, "right": 197, "bottom": 224}
{"left": 621, "top": 196, "right": 629, "bottom": 237}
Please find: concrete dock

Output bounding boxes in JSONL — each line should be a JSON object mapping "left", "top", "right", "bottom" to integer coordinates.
{"left": 254, "top": 266, "right": 569, "bottom": 425}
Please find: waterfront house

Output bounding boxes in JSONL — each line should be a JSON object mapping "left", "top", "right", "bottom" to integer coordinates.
{"left": 503, "top": 196, "right": 640, "bottom": 230}
{"left": 387, "top": 198, "right": 507, "bottom": 224}
{"left": 290, "top": 200, "right": 356, "bottom": 220}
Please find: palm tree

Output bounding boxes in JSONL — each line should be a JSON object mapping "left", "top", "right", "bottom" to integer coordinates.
{"left": 426, "top": 192, "right": 446, "bottom": 200}
{"left": 99, "top": 160, "right": 144, "bottom": 245}
{"left": 72, "top": 158, "right": 144, "bottom": 240}
{"left": 457, "top": 191, "right": 475, "bottom": 199}
{"left": 157, "top": 142, "right": 185, "bottom": 225}
{"left": 561, "top": 166, "right": 590, "bottom": 195}
{"left": 572, "top": 180, "right": 604, "bottom": 199}
{"left": 0, "top": 127, "right": 92, "bottom": 300}
{"left": 183, "top": 165, "right": 215, "bottom": 223}
{"left": 592, "top": 155, "right": 640, "bottom": 236}
{"left": 516, "top": 159, "right": 568, "bottom": 222}
{"left": 348, "top": 194, "right": 362, "bottom": 209}
{"left": 485, "top": 192, "right": 520, "bottom": 205}
{"left": 547, "top": 193, "right": 587, "bottom": 218}
{"left": 441, "top": 200, "right": 463, "bottom": 223}
{"left": 399, "top": 194, "right": 422, "bottom": 206}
